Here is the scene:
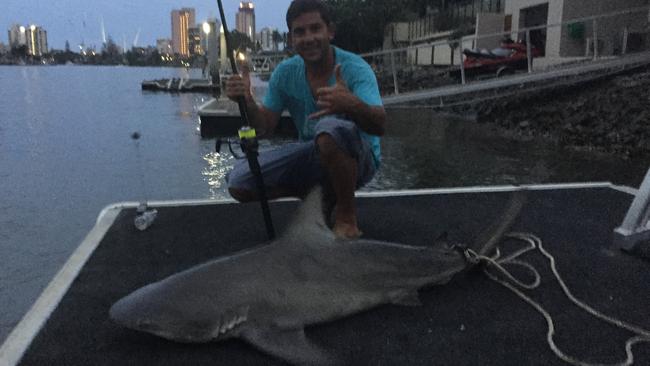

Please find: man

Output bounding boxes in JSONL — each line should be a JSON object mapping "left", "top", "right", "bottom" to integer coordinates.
{"left": 225, "top": 0, "right": 386, "bottom": 239}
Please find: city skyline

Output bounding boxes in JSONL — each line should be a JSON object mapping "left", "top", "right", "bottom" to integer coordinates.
{"left": 3, "top": 0, "right": 292, "bottom": 50}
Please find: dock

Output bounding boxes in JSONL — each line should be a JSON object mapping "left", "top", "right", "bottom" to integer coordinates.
{"left": 141, "top": 78, "right": 218, "bottom": 93}
{"left": 198, "top": 97, "right": 295, "bottom": 138}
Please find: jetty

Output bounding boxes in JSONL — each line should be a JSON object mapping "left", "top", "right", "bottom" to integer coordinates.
{"left": 197, "top": 97, "right": 295, "bottom": 138}
{"left": 141, "top": 78, "right": 218, "bottom": 93}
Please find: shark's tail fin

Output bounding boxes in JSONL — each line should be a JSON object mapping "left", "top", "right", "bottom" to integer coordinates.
{"left": 473, "top": 189, "right": 528, "bottom": 257}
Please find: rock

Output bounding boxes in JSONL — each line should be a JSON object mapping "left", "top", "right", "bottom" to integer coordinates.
{"left": 459, "top": 65, "right": 650, "bottom": 158}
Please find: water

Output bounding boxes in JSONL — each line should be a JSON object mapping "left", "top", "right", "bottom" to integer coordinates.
{"left": 0, "top": 65, "right": 647, "bottom": 344}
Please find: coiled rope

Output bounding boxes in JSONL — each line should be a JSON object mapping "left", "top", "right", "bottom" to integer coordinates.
{"left": 466, "top": 233, "right": 650, "bottom": 366}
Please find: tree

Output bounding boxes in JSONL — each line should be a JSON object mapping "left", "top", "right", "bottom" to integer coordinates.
{"left": 10, "top": 45, "right": 28, "bottom": 59}
{"left": 227, "top": 30, "right": 254, "bottom": 53}
{"left": 272, "top": 30, "right": 282, "bottom": 51}
{"left": 102, "top": 36, "right": 122, "bottom": 64}
{"left": 325, "top": 0, "right": 414, "bottom": 53}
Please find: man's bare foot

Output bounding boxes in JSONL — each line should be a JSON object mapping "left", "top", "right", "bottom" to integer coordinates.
{"left": 333, "top": 221, "right": 362, "bottom": 240}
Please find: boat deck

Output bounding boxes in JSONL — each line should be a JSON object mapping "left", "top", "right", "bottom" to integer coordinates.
{"left": 2, "top": 184, "right": 649, "bottom": 365}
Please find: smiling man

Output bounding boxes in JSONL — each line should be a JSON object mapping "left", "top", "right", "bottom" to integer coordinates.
{"left": 225, "top": 0, "right": 386, "bottom": 239}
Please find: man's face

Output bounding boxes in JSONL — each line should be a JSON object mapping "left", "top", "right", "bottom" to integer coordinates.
{"left": 289, "top": 11, "right": 334, "bottom": 64}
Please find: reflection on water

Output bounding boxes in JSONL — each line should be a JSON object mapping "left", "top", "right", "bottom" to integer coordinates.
{"left": 367, "top": 108, "right": 648, "bottom": 190}
{"left": 202, "top": 151, "right": 234, "bottom": 199}
{"left": 198, "top": 107, "right": 648, "bottom": 194}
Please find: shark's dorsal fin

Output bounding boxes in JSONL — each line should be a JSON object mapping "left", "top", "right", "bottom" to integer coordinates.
{"left": 281, "top": 186, "right": 335, "bottom": 243}
{"left": 242, "top": 327, "right": 340, "bottom": 366}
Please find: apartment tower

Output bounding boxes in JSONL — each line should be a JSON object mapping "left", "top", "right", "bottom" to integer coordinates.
{"left": 171, "top": 8, "right": 196, "bottom": 56}
{"left": 236, "top": 2, "right": 256, "bottom": 40}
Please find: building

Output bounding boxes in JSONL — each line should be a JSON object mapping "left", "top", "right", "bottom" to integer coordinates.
{"left": 25, "top": 25, "right": 48, "bottom": 56}
{"left": 259, "top": 27, "right": 277, "bottom": 51}
{"left": 188, "top": 27, "right": 203, "bottom": 56}
{"left": 8, "top": 24, "right": 27, "bottom": 49}
{"left": 505, "top": 0, "right": 650, "bottom": 58}
{"left": 156, "top": 38, "right": 172, "bottom": 55}
{"left": 236, "top": 2, "right": 256, "bottom": 40}
{"left": 171, "top": 8, "right": 196, "bottom": 56}
{"left": 386, "top": 0, "right": 649, "bottom": 67}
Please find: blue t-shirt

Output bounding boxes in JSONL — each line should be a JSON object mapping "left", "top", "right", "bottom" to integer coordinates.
{"left": 262, "top": 46, "right": 382, "bottom": 164}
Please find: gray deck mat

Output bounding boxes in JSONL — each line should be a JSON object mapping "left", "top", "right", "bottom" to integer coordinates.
{"left": 17, "top": 188, "right": 650, "bottom": 365}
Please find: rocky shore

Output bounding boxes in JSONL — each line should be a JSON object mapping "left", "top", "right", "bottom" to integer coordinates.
{"left": 472, "top": 66, "right": 650, "bottom": 158}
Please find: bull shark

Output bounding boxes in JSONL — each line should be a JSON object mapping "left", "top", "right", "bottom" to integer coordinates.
{"left": 110, "top": 187, "right": 525, "bottom": 365}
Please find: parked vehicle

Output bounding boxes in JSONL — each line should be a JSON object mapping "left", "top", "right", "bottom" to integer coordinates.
{"left": 458, "top": 39, "right": 542, "bottom": 79}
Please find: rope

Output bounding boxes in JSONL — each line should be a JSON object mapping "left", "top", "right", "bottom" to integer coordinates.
{"left": 471, "top": 233, "right": 650, "bottom": 366}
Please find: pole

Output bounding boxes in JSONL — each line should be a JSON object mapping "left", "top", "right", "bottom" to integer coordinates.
{"left": 390, "top": 50, "right": 399, "bottom": 95}
{"left": 593, "top": 19, "right": 599, "bottom": 60}
{"left": 216, "top": 0, "right": 275, "bottom": 240}
{"left": 459, "top": 40, "right": 466, "bottom": 85}
{"left": 526, "top": 29, "right": 532, "bottom": 73}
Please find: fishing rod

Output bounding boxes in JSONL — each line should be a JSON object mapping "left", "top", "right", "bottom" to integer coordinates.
{"left": 216, "top": 0, "right": 275, "bottom": 240}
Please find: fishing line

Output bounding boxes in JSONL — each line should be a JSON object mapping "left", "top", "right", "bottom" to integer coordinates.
{"left": 131, "top": 131, "right": 157, "bottom": 230}
{"left": 131, "top": 131, "right": 149, "bottom": 202}
{"left": 473, "top": 233, "right": 650, "bottom": 366}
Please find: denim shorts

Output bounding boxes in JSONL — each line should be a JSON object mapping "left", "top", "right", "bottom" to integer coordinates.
{"left": 226, "top": 117, "right": 377, "bottom": 193}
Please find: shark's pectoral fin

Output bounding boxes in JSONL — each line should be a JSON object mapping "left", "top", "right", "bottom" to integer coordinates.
{"left": 391, "top": 290, "right": 423, "bottom": 306}
{"left": 242, "top": 327, "right": 340, "bottom": 366}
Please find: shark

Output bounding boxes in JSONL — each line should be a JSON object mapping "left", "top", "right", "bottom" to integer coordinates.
{"left": 109, "top": 187, "right": 526, "bottom": 365}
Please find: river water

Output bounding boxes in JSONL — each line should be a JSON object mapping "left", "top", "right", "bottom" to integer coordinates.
{"left": 0, "top": 65, "right": 647, "bottom": 343}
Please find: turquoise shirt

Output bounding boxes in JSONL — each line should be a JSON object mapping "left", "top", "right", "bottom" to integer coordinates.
{"left": 262, "top": 46, "right": 382, "bottom": 165}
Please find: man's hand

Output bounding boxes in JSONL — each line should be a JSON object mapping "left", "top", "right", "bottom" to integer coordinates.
{"left": 308, "top": 65, "right": 358, "bottom": 120}
{"left": 225, "top": 64, "right": 254, "bottom": 103}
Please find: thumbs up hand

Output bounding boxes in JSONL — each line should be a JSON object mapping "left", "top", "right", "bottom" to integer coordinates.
{"left": 308, "top": 64, "right": 358, "bottom": 120}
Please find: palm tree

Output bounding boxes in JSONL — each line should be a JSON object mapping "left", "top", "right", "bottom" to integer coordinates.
{"left": 272, "top": 30, "right": 281, "bottom": 51}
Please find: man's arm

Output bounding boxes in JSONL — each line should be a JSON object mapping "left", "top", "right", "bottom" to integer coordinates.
{"left": 309, "top": 65, "right": 386, "bottom": 136}
{"left": 345, "top": 99, "right": 386, "bottom": 137}
{"left": 224, "top": 68, "right": 280, "bottom": 137}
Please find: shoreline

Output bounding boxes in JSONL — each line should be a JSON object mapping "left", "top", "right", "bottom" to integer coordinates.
{"left": 386, "top": 64, "right": 650, "bottom": 160}
{"left": 472, "top": 66, "right": 650, "bottom": 159}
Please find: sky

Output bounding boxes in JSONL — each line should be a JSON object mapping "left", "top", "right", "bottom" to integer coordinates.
{"left": 2, "top": 0, "right": 293, "bottom": 50}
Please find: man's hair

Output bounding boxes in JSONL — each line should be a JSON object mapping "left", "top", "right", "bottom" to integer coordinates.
{"left": 286, "top": 0, "right": 332, "bottom": 31}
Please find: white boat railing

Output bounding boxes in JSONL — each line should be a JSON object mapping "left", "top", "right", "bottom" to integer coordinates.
{"left": 614, "top": 166, "right": 650, "bottom": 253}
{"left": 359, "top": 5, "right": 650, "bottom": 95}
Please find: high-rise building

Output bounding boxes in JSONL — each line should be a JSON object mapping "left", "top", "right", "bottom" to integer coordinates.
{"left": 25, "top": 25, "right": 48, "bottom": 56}
{"left": 188, "top": 27, "right": 203, "bottom": 56}
{"left": 8, "top": 24, "right": 27, "bottom": 49}
{"left": 171, "top": 8, "right": 195, "bottom": 56}
{"left": 156, "top": 38, "right": 172, "bottom": 55}
{"left": 236, "top": 2, "right": 256, "bottom": 40}
{"left": 259, "top": 27, "right": 279, "bottom": 51}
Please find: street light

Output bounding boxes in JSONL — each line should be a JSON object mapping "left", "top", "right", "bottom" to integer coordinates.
{"left": 202, "top": 22, "right": 211, "bottom": 35}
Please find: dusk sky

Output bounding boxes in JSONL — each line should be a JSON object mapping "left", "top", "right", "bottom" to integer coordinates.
{"left": 3, "top": 0, "right": 293, "bottom": 50}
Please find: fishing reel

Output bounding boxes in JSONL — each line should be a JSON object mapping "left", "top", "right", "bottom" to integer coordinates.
{"left": 215, "top": 126, "right": 259, "bottom": 160}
